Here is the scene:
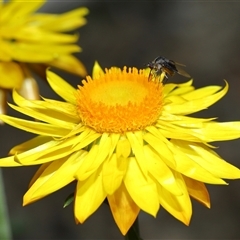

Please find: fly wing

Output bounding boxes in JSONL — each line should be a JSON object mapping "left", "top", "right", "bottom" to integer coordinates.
{"left": 175, "top": 61, "right": 187, "bottom": 66}
{"left": 176, "top": 67, "right": 191, "bottom": 78}
{"left": 173, "top": 61, "right": 191, "bottom": 78}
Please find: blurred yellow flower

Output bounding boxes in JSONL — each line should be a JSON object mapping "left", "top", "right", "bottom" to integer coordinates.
{"left": 0, "top": 0, "right": 88, "bottom": 114}
{"left": 1, "top": 62, "right": 240, "bottom": 235}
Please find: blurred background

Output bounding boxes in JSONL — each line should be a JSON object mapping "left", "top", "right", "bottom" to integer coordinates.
{"left": 1, "top": 1, "right": 240, "bottom": 239}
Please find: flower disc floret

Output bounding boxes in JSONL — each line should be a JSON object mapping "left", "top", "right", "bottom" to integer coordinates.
{"left": 76, "top": 67, "right": 163, "bottom": 133}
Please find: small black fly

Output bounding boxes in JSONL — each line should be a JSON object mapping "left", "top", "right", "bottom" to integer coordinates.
{"left": 147, "top": 56, "right": 190, "bottom": 83}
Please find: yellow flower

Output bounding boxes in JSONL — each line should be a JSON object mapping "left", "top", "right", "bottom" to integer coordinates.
{"left": 1, "top": 62, "right": 240, "bottom": 235}
{"left": 0, "top": 0, "right": 88, "bottom": 114}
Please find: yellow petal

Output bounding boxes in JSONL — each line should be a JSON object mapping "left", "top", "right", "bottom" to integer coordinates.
{"left": 109, "top": 133, "right": 121, "bottom": 156}
{"left": 108, "top": 183, "right": 140, "bottom": 235}
{"left": 160, "top": 112, "right": 215, "bottom": 126}
{"left": 143, "top": 144, "right": 182, "bottom": 196}
{"left": 0, "top": 40, "right": 12, "bottom": 61}
{"left": 0, "top": 155, "right": 21, "bottom": 167}
{"left": 23, "top": 151, "right": 85, "bottom": 205}
{"left": 0, "top": 62, "right": 24, "bottom": 89}
{"left": 75, "top": 133, "right": 111, "bottom": 181}
{"left": 124, "top": 157, "right": 159, "bottom": 217}
{"left": 8, "top": 103, "right": 76, "bottom": 129}
{"left": 92, "top": 61, "right": 104, "bottom": 79}
{"left": 74, "top": 168, "right": 106, "bottom": 223}
{"left": 198, "top": 121, "right": 240, "bottom": 142}
{"left": 49, "top": 55, "right": 87, "bottom": 77}
{"left": 143, "top": 131, "right": 176, "bottom": 169}
{"left": 13, "top": 140, "right": 60, "bottom": 165}
{"left": 74, "top": 145, "right": 98, "bottom": 180}
{"left": 12, "top": 90, "right": 79, "bottom": 124}
{"left": 156, "top": 119, "right": 240, "bottom": 144}
{"left": 169, "top": 140, "right": 227, "bottom": 184}
{"left": 68, "top": 127, "right": 101, "bottom": 148}
{"left": 0, "top": 114, "right": 69, "bottom": 137}
{"left": 183, "top": 176, "right": 210, "bottom": 208}
{"left": 12, "top": 28, "right": 80, "bottom": 43}
{"left": 16, "top": 133, "right": 95, "bottom": 166}
{"left": 33, "top": 7, "right": 89, "bottom": 32}
{"left": 9, "top": 136, "right": 52, "bottom": 155}
{"left": 8, "top": 42, "right": 80, "bottom": 62}
{"left": 158, "top": 172, "right": 192, "bottom": 225}
{"left": 167, "top": 86, "right": 194, "bottom": 96}
{"left": 164, "top": 82, "right": 228, "bottom": 115}
{"left": 24, "top": 159, "right": 67, "bottom": 204}
{"left": 102, "top": 154, "right": 128, "bottom": 195}
{"left": 156, "top": 120, "right": 203, "bottom": 142}
{"left": 46, "top": 69, "right": 77, "bottom": 104}
{"left": 116, "top": 136, "right": 131, "bottom": 158}
{"left": 163, "top": 80, "right": 193, "bottom": 96}
{"left": 28, "top": 162, "right": 51, "bottom": 188}
{"left": 126, "top": 131, "right": 148, "bottom": 177}
{"left": 182, "top": 85, "right": 222, "bottom": 100}
{"left": 1, "top": 0, "right": 45, "bottom": 23}
{"left": 42, "top": 98, "right": 79, "bottom": 120}
{"left": 186, "top": 142, "right": 240, "bottom": 179}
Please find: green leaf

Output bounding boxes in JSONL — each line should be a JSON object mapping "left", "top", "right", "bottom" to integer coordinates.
{"left": 63, "top": 192, "right": 74, "bottom": 208}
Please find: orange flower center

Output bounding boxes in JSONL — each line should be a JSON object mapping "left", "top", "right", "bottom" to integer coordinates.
{"left": 76, "top": 67, "right": 163, "bottom": 133}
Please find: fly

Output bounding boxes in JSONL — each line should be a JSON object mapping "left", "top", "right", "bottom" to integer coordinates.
{"left": 147, "top": 56, "right": 190, "bottom": 83}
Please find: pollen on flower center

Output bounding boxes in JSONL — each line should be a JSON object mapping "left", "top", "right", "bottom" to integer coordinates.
{"left": 90, "top": 80, "right": 148, "bottom": 106}
{"left": 76, "top": 67, "right": 163, "bottom": 133}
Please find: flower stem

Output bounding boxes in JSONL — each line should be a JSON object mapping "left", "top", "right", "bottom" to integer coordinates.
{"left": 124, "top": 217, "right": 143, "bottom": 240}
{"left": 0, "top": 169, "right": 12, "bottom": 239}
